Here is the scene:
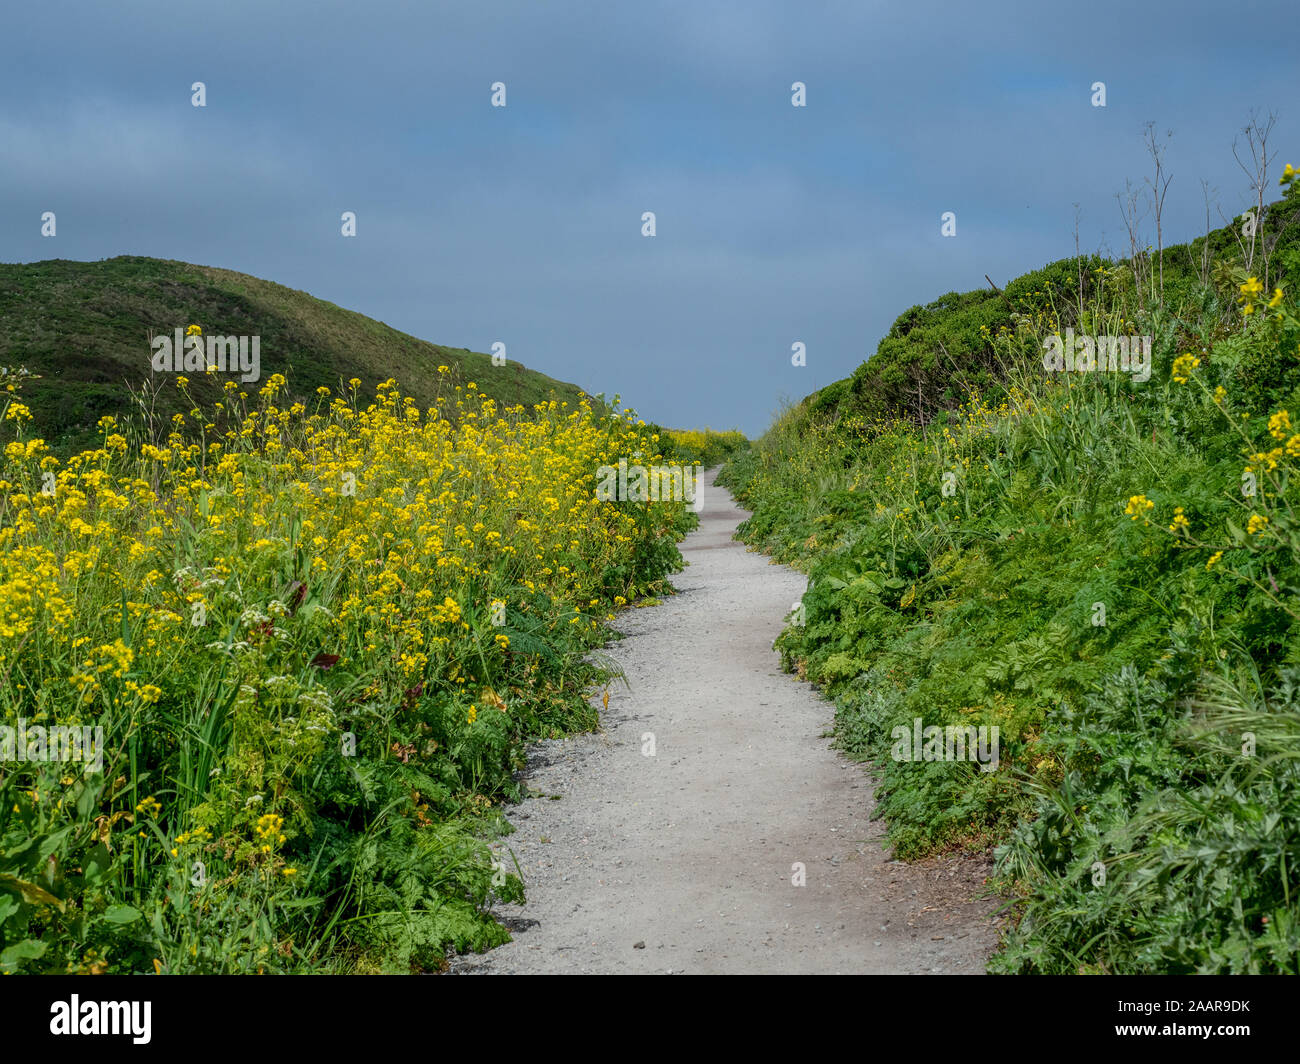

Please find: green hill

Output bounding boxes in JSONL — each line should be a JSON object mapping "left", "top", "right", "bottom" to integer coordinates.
{"left": 804, "top": 184, "right": 1300, "bottom": 426}
{"left": 720, "top": 171, "right": 1300, "bottom": 973}
{"left": 0, "top": 256, "right": 593, "bottom": 452}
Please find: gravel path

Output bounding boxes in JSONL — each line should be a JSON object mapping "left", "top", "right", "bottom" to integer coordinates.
{"left": 453, "top": 469, "right": 1001, "bottom": 974}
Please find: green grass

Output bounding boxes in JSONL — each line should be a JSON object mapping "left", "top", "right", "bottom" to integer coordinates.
{"left": 0, "top": 256, "right": 594, "bottom": 454}
{"left": 804, "top": 189, "right": 1300, "bottom": 430}
{"left": 721, "top": 173, "right": 1300, "bottom": 973}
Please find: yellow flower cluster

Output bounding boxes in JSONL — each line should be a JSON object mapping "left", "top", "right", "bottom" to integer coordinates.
{"left": 135, "top": 795, "right": 162, "bottom": 818}
{"left": 1238, "top": 277, "right": 1284, "bottom": 317}
{"left": 0, "top": 373, "right": 676, "bottom": 759}
{"left": 1125, "top": 495, "right": 1154, "bottom": 522}
{"left": 1172, "top": 353, "right": 1200, "bottom": 384}
{"left": 663, "top": 427, "right": 746, "bottom": 466}
{"left": 255, "top": 813, "right": 286, "bottom": 844}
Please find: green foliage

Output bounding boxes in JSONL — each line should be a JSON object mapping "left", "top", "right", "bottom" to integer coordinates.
{"left": 993, "top": 662, "right": 1300, "bottom": 974}
{"left": 722, "top": 174, "right": 1300, "bottom": 972}
{"left": 0, "top": 370, "right": 687, "bottom": 974}
{"left": 661, "top": 427, "right": 749, "bottom": 468}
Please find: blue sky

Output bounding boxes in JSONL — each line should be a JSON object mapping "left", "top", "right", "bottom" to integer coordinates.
{"left": 2, "top": 0, "right": 1297, "bottom": 435}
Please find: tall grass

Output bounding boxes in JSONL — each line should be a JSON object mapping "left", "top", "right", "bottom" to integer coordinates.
{"left": 721, "top": 176, "right": 1300, "bottom": 971}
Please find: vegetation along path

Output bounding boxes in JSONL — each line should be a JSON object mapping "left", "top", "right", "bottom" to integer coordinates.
{"left": 453, "top": 470, "right": 1000, "bottom": 974}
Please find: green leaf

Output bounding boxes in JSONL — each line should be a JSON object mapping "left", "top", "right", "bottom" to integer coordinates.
{"left": 77, "top": 781, "right": 100, "bottom": 819}
{"left": 847, "top": 575, "right": 882, "bottom": 598}
{"left": 37, "top": 826, "right": 73, "bottom": 864}
{"left": 82, "top": 842, "right": 113, "bottom": 885}
{"left": 0, "top": 894, "right": 19, "bottom": 925}
{"left": 103, "top": 903, "right": 143, "bottom": 925}
{"left": 0, "top": 873, "right": 64, "bottom": 910}
{"left": 0, "top": 938, "right": 47, "bottom": 969}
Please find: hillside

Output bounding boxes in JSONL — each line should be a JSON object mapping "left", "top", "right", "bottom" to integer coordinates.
{"left": 805, "top": 183, "right": 1300, "bottom": 427}
{"left": 720, "top": 170, "right": 1300, "bottom": 972}
{"left": 0, "top": 256, "right": 592, "bottom": 451}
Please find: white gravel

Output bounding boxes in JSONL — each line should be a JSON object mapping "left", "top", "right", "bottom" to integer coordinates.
{"left": 452, "top": 469, "right": 1001, "bottom": 974}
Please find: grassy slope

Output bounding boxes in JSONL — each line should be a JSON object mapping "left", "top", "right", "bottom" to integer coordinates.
{"left": 0, "top": 256, "right": 592, "bottom": 451}
{"left": 803, "top": 191, "right": 1300, "bottom": 428}
{"left": 721, "top": 179, "right": 1300, "bottom": 972}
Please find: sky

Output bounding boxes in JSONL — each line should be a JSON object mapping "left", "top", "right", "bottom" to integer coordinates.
{"left": 2, "top": 0, "right": 1298, "bottom": 437}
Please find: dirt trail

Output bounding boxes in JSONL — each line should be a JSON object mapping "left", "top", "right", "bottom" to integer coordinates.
{"left": 453, "top": 470, "right": 1000, "bottom": 974}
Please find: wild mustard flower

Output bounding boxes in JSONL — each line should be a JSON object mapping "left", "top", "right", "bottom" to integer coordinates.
{"left": 1125, "top": 495, "right": 1154, "bottom": 522}
{"left": 1171, "top": 354, "right": 1200, "bottom": 383}
{"left": 135, "top": 796, "right": 162, "bottom": 818}
{"left": 1240, "top": 276, "right": 1264, "bottom": 315}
